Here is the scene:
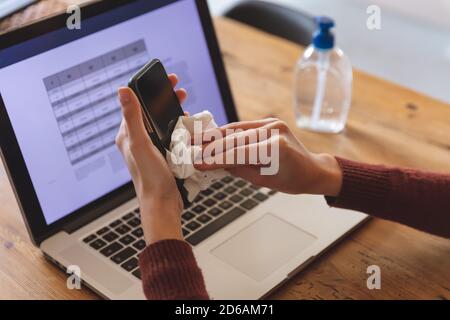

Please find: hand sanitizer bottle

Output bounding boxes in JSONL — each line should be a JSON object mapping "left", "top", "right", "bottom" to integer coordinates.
{"left": 294, "top": 16, "right": 352, "bottom": 133}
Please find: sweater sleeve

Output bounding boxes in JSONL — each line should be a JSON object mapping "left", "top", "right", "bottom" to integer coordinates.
{"left": 326, "top": 157, "right": 450, "bottom": 238}
{"left": 138, "top": 239, "right": 209, "bottom": 300}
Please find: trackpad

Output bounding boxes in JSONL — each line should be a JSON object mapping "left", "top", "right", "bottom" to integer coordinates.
{"left": 60, "top": 244, "right": 133, "bottom": 294}
{"left": 211, "top": 213, "right": 316, "bottom": 281}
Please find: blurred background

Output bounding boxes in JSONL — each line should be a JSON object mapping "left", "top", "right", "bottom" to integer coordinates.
{"left": 208, "top": 0, "right": 450, "bottom": 104}
{"left": 1, "top": 0, "right": 449, "bottom": 104}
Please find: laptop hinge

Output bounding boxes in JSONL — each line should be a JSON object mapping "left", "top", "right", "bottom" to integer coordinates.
{"left": 63, "top": 189, "right": 135, "bottom": 234}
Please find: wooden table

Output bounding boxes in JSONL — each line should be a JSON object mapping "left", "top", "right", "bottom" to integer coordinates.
{"left": 0, "top": 1, "right": 449, "bottom": 300}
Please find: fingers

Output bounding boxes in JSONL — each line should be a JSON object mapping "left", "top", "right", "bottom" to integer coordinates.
{"left": 195, "top": 135, "right": 279, "bottom": 171}
{"left": 168, "top": 73, "right": 187, "bottom": 104}
{"left": 115, "top": 118, "right": 128, "bottom": 152}
{"left": 168, "top": 74, "right": 178, "bottom": 88}
{"left": 219, "top": 118, "right": 279, "bottom": 132}
{"left": 176, "top": 88, "right": 188, "bottom": 104}
{"left": 199, "top": 127, "right": 274, "bottom": 156}
{"left": 196, "top": 142, "right": 262, "bottom": 171}
{"left": 193, "top": 118, "right": 279, "bottom": 144}
{"left": 118, "top": 87, "right": 148, "bottom": 145}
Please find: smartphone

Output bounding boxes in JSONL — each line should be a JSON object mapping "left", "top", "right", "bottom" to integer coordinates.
{"left": 128, "top": 59, "right": 189, "bottom": 206}
{"left": 128, "top": 59, "right": 184, "bottom": 154}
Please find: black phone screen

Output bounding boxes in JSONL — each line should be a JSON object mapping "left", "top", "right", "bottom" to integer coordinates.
{"left": 136, "top": 61, "right": 184, "bottom": 150}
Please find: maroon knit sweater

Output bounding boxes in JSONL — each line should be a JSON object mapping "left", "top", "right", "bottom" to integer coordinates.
{"left": 138, "top": 157, "right": 450, "bottom": 300}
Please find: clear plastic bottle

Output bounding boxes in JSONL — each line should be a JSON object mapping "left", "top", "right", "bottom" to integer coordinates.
{"left": 294, "top": 17, "right": 352, "bottom": 133}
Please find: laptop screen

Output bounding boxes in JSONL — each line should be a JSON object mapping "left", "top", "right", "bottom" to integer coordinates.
{"left": 0, "top": 0, "right": 229, "bottom": 225}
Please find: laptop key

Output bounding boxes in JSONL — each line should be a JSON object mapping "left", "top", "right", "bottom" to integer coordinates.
{"left": 96, "top": 227, "right": 109, "bottom": 236}
{"left": 133, "top": 239, "right": 146, "bottom": 250}
{"left": 186, "top": 221, "right": 201, "bottom": 231}
{"left": 192, "top": 205, "right": 206, "bottom": 214}
{"left": 234, "top": 180, "right": 247, "bottom": 188}
{"left": 253, "top": 192, "right": 269, "bottom": 202}
{"left": 186, "top": 207, "right": 246, "bottom": 246}
{"left": 203, "top": 198, "right": 217, "bottom": 207}
{"left": 208, "top": 207, "right": 222, "bottom": 217}
{"left": 224, "top": 186, "right": 237, "bottom": 194}
{"left": 127, "top": 217, "right": 141, "bottom": 228}
{"left": 194, "top": 194, "right": 204, "bottom": 203}
{"left": 109, "top": 219, "right": 122, "bottom": 228}
{"left": 182, "top": 211, "right": 195, "bottom": 221}
{"left": 83, "top": 234, "right": 96, "bottom": 243}
{"left": 103, "top": 231, "right": 119, "bottom": 242}
{"left": 119, "top": 234, "right": 135, "bottom": 245}
{"left": 132, "top": 227, "right": 143, "bottom": 238}
{"left": 121, "top": 257, "right": 139, "bottom": 272}
{"left": 241, "top": 199, "right": 258, "bottom": 210}
{"left": 197, "top": 214, "right": 212, "bottom": 224}
{"left": 221, "top": 176, "right": 234, "bottom": 183}
{"left": 219, "top": 201, "right": 232, "bottom": 210}
{"left": 115, "top": 224, "right": 131, "bottom": 235}
{"left": 132, "top": 269, "right": 141, "bottom": 280}
{"left": 90, "top": 239, "right": 106, "bottom": 250}
{"left": 100, "top": 242, "right": 123, "bottom": 257}
{"left": 201, "top": 188, "right": 214, "bottom": 196}
{"left": 230, "top": 194, "right": 244, "bottom": 203}
{"left": 240, "top": 188, "right": 254, "bottom": 196}
{"left": 182, "top": 228, "right": 190, "bottom": 237}
{"left": 111, "top": 247, "right": 137, "bottom": 264}
{"left": 213, "top": 192, "right": 226, "bottom": 200}
{"left": 211, "top": 181, "right": 224, "bottom": 190}
{"left": 122, "top": 212, "right": 134, "bottom": 220}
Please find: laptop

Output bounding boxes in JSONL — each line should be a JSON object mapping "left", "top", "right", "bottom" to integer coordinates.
{"left": 0, "top": 0, "right": 367, "bottom": 299}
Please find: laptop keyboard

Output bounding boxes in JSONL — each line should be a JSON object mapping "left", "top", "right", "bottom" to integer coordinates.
{"left": 82, "top": 176, "right": 277, "bottom": 280}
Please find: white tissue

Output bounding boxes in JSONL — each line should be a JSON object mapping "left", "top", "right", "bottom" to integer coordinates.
{"left": 166, "top": 111, "right": 226, "bottom": 202}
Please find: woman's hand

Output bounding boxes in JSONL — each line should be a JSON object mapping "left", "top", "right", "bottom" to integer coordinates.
{"left": 116, "top": 74, "right": 187, "bottom": 245}
{"left": 194, "top": 119, "right": 343, "bottom": 197}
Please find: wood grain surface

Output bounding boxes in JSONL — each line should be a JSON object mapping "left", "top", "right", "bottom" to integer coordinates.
{"left": 0, "top": 1, "right": 449, "bottom": 299}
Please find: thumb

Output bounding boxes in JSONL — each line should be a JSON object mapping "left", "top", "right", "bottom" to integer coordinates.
{"left": 118, "top": 87, "right": 148, "bottom": 144}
